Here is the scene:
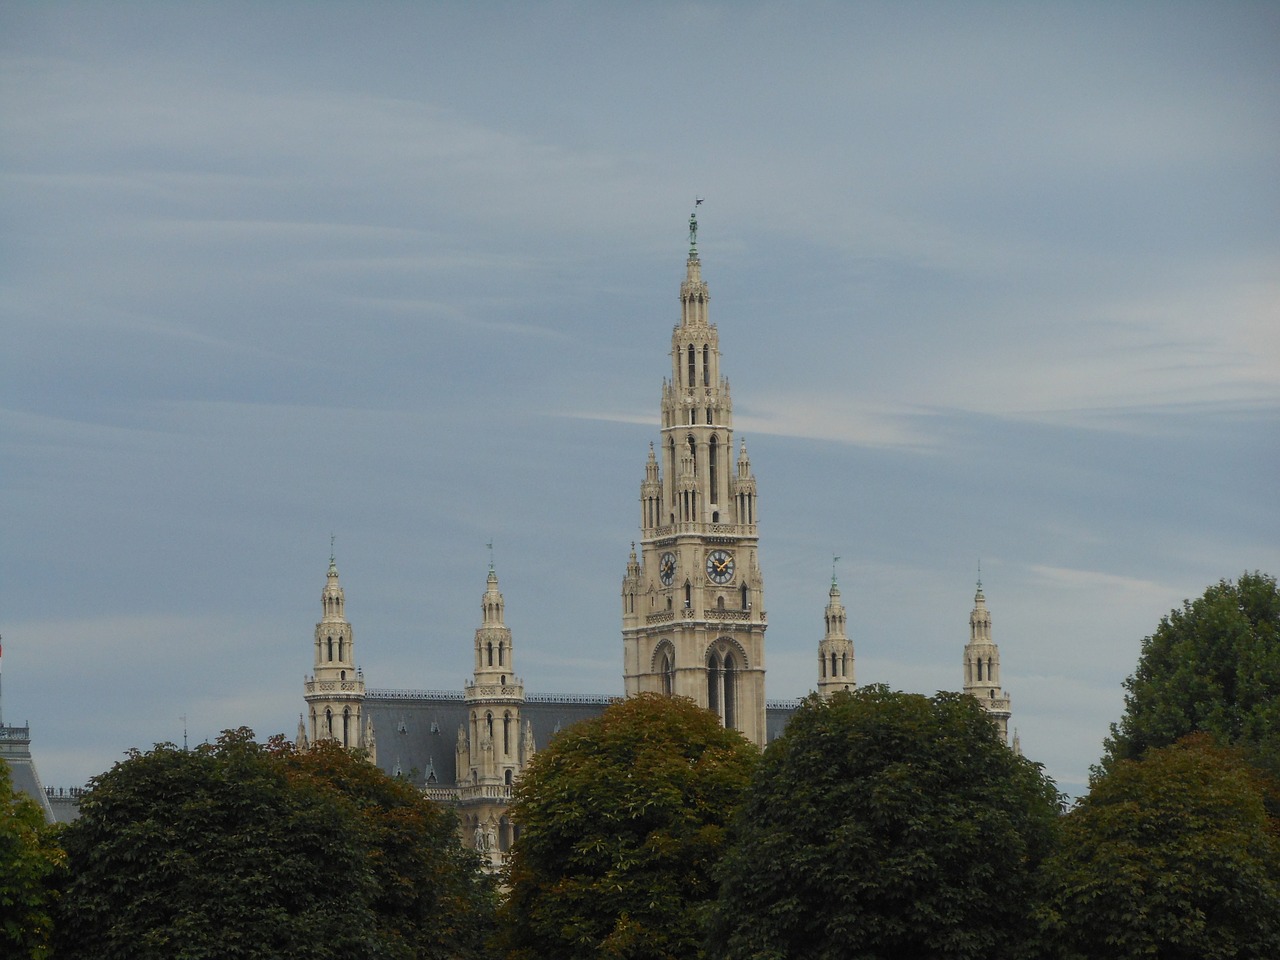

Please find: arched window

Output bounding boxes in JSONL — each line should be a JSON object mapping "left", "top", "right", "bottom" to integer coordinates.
{"left": 831, "top": 652, "right": 838, "bottom": 677}
{"left": 325, "top": 708, "right": 333, "bottom": 737}
{"left": 709, "top": 435, "right": 719, "bottom": 503}
{"left": 661, "top": 650, "right": 675, "bottom": 696}
{"left": 503, "top": 712, "right": 511, "bottom": 754}
{"left": 327, "top": 636, "right": 334, "bottom": 661}
{"left": 687, "top": 344, "right": 696, "bottom": 385}
{"left": 486, "top": 712, "right": 494, "bottom": 740}
{"left": 723, "top": 651, "right": 738, "bottom": 731}
{"left": 707, "top": 651, "right": 721, "bottom": 718}
{"left": 703, "top": 345, "right": 710, "bottom": 385}
{"left": 342, "top": 707, "right": 350, "bottom": 747}
{"left": 499, "top": 643, "right": 505, "bottom": 666}
{"left": 487, "top": 642, "right": 494, "bottom": 667}
{"left": 741, "top": 582, "right": 749, "bottom": 609}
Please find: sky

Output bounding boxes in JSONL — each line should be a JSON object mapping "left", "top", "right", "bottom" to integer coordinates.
{"left": 2, "top": 1, "right": 1277, "bottom": 800}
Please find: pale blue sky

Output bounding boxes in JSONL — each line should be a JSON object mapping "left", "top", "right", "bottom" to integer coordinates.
{"left": 3, "top": 1, "right": 1278, "bottom": 797}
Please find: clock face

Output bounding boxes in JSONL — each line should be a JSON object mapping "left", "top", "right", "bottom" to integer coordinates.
{"left": 706, "top": 549, "right": 735, "bottom": 584}
{"left": 658, "top": 552, "right": 677, "bottom": 586}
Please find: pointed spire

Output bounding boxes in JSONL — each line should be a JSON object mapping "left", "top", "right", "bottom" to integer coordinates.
{"left": 680, "top": 203, "right": 709, "bottom": 328}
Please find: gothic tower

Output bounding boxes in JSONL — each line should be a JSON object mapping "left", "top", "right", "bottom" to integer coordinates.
{"left": 963, "top": 578, "right": 1012, "bottom": 742}
{"left": 458, "top": 562, "right": 532, "bottom": 867}
{"left": 303, "top": 552, "right": 371, "bottom": 756}
{"left": 817, "top": 575, "right": 855, "bottom": 697}
{"left": 622, "top": 210, "right": 768, "bottom": 746}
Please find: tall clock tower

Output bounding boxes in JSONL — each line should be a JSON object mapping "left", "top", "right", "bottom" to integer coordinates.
{"left": 622, "top": 211, "right": 767, "bottom": 746}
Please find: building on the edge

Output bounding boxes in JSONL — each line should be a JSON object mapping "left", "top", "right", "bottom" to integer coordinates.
{"left": 300, "top": 210, "right": 1017, "bottom": 865}
{"left": 0, "top": 639, "right": 79, "bottom": 824}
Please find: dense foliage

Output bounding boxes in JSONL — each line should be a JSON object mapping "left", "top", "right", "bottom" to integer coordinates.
{"left": 280, "top": 737, "right": 495, "bottom": 959}
{"left": 709, "top": 687, "right": 1063, "bottom": 960}
{"left": 54, "top": 729, "right": 493, "bottom": 960}
{"left": 1040, "top": 735, "right": 1280, "bottom": 959}
{"left": 1102, "top": 572, "right": 1280, "bottom": 777}
{"left": 499, "top": 693, "right": 759, "bottom": 960}
{"left": 0, "top": 760, "right": 62, "bottom": 959}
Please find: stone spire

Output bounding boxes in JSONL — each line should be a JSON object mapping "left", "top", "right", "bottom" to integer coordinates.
{"left": 303, "top": 549, "right": 368, "bottom": 753}
{"left": 622, "top": 210, "right": 769, "bottom": 746}
{"left": 963, "top": 577, "right": 1012, "bottom": 743}
{"left": 460, "top": 561, "right": 529, "bottom": 869}
{"left": 817, "top": 569, "right": 855, "bottom": 698}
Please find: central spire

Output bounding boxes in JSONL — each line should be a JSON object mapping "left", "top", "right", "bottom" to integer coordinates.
{"left": 623, "top": 210, "right": 769, "bottom": 746}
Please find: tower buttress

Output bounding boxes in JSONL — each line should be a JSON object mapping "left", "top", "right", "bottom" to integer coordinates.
{"left": 817, "top": 574, "right": 855, "bottom": 697}
{"left": 623, "top": 208, "right": 768, "bottom": 745}
{"left": 963, "top": 578, "right": 1012, "bottom": 743}
{"left": 303, "top": 551, "right": 368, "bottom": 752}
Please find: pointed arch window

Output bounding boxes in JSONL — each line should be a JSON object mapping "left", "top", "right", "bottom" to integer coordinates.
{"left": 709, "top": 434, "right": 719, "bottom": 503}
{"left": 327, "top": 636, "right": 334, "bottom": 661}
{"left": 487, "top": 641, "right": 494, "bottom": 667}
{"left": 342, "top": 707, "right": 351, "bottom": 747}
{"left": 708, "top": 643, "right": 740, "bottom": 731}
{"left": 503, "top": 712, "right": 511, "bottom": 755}
{"left": 687, "top": 344, "right": 696, "bottom": 385}
{"left": 703, "top": 345, "right": 710, "bottom": 385}
{"left": 338, "top": 636, "right": 344, "bottom": 661}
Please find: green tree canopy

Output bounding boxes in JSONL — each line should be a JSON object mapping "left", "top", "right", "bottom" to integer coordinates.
{"left": 1102, "top": 572, "right": 1280, "bottom": 776}
{"left": 278, "top": 737, "right": 495, "bottom": 960}
{"left": 709, "top": 687, "right": 1063, "bottom": 960}
{"left": 498, "top": 693, "right": 759, "bottom": 960}
{"left": 1040, "top": 735, "right": 1280, "bottom": 959}
{"left": 0, "top": 759, "right": 62, "bottom": 959}
{"left": 54, "top": 728, "right": 493, "bottom": 960}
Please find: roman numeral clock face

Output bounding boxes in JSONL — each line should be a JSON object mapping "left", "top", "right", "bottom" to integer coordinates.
{"left": 706, "top": 549, "right": 735, "bottom": 584}
{"left": 659, "top": 552, "right": 677, "bottom": 586}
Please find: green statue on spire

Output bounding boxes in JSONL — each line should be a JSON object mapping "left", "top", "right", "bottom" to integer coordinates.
{"left": 689, "top": 197, "right": 703, "bottom": 254}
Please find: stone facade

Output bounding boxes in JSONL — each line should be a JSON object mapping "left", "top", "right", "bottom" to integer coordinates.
{"left": 621, "top": 222, "right": 769, "bottom": 746}
{"left": 300, "top": 215, "right": 1016, "bottom": 863}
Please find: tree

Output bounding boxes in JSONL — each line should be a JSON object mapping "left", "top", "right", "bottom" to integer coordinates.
{"left": 54, "top": 728, "right": 493, "bottom": 959}
{"left": 709, "top": 687, "right": 1063, "bottom": 960}
{"left": 498, "top": 693, "right": 759, "bottom": 960}
{"left": 278, "top": 737, "right": 495, "bottom": 960}
{"left": 0, "top": 759, "right": 63, "bottom": 959}
{"left": 1039, "top": 735, "right": 1280, "bottom": 959}
{"left": 1101, "top": 572, "right": 1280, "bottom": 777}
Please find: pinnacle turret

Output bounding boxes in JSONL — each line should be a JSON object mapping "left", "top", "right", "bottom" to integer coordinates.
{"left": 817, "top": 573, "right": 855, "bottom": 698}
{"left": 963, "top": 577, "right": 1011, "bottom": 743}
{"left": 303, "top": 550, "right": 368, "bottom": 753}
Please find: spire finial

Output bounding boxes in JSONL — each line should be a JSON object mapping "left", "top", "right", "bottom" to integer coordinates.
{"left": 689, "top": 197, "right": 703, "bottom": 255}
{"left": 832, "top": 555, "right": 841, "bottom": 587}
{"left": 328, "top": 535, "right": 337, "bottom": 575}
{"left": 976, "top": 560, "right": 983, "bottom": 594}
{"left": 486, "top": 540, "right": 494, "bottom": 572}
